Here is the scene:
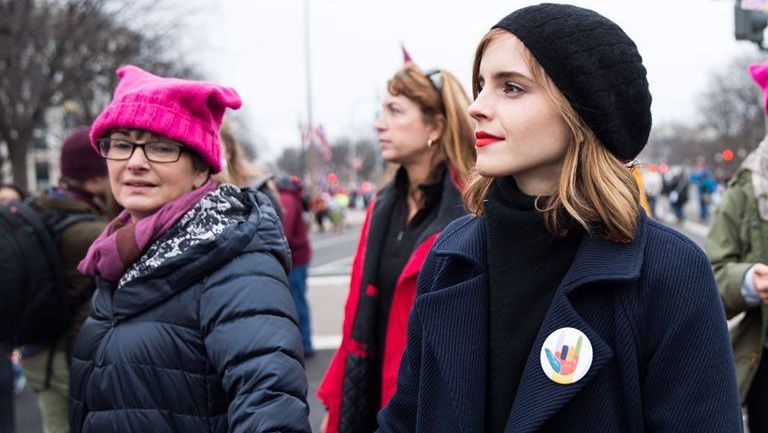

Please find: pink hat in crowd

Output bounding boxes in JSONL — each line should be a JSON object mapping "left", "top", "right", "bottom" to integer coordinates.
{"left": 750, "top": 63, "right": 768, "bottom": 116}
{"left": 90, "top": 65, "right": 242, "bottom": 173}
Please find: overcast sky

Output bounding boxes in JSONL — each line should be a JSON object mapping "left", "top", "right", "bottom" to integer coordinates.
{"left": 175, "top": 0, "right": 758, "bottom": 160}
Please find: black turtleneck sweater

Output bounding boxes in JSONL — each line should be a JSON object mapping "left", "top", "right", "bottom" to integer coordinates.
{"left": 485, "top": 177, "right": 583, "bottom": 433}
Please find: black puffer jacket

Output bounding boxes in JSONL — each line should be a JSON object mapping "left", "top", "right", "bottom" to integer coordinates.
{"left": 70, "top": 186, "right": 310, "bottom": 433}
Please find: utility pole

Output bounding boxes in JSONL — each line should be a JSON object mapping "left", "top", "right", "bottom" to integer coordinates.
{"left": 303, "top": 0, "right": 316, "bottom": 191}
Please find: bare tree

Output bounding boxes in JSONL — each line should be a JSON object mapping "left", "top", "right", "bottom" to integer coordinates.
{"left": 276, "top": 135, "right": 383, "bottom": 184}
{"left": 643, "top": 122, "right": 711, "bottom": 165}
{"left": 0, "top": 0, "right": 196, "bottom": 186}
{"left": 277, "top": 148, "right": 304, "bottom": 177}
{"left": 697, "top": 53, "right": 766, "bottom": 165}
{"left": 643, "top": 53, "right": 766, "bottom": 180}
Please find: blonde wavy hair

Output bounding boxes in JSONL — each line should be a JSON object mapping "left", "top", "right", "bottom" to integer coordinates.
{"left": 216, "top": 121, "right": 263, "bottom": 187}
{"left": 387, "top": 63, "right": 476, "bottom": 185}
{"left": 464, "top": 29, "right": 640, "bottom": 243}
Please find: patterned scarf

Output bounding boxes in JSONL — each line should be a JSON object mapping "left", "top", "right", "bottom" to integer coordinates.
{"left": 78, "top": 181, "right": 217, "bottom": 282}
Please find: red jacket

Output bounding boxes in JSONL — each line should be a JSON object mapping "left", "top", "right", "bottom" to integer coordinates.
{"left": 317, "top": 167, "right": 464, "bottom": 433}
{"left": 278, "top": 185, "right": 312, "bottom": 267}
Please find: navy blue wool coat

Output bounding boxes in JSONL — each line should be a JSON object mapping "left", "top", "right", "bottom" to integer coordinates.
{"left": 377, "top": 214, "right": 743, "bottom": 433}
{"left": 70, "top": 190, "right": 310, "bottom": 433}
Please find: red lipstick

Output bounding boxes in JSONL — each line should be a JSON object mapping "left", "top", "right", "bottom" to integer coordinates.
{"left": 475, "top": 131, "right": 504, "bottom": 148}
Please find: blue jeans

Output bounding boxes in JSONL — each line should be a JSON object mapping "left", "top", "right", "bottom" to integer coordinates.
{"left": 699, "top": 195, "right": 710, "bottom": 222}
{"left": 288, "top": 265, "right": 313, "bottom": 355}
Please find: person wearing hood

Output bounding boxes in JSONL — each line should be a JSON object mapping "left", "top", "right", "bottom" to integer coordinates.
{"left": 69, "top": 66, "right": 310, "bottom": 433}
{"left": 707, "top": 61, "right": 768, "bottom": 433}
{"left": 277, "top": 176, "right": 314, "bottom": 358}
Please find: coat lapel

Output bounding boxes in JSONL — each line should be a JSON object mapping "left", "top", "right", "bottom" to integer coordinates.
{"left": 418, "top": 216, "right": 488, "bottom": 433}
{"left": 504, "top": 215, "right": 648, "bottom": 433}
{"left": 502, "top": 290, "right": 614, "bottom": 433}
{"left": 428, "top": 214, "right": 649, "bottom": 433}
{"left": 417, "top": 273, "right": 488, "bottom": 433}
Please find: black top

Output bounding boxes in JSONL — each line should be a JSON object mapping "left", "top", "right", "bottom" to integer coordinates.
{"left": 484, "top": 177, "right": 582, "bottom": 433}
{"left": 374, "top": 165, "right": 444, "bottom": 402}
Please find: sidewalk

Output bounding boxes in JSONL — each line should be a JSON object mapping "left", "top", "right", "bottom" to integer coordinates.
{"left": 308, "top": 207, "right": 366, "bottom": 235}
{"left": 651, "top": 190, "right": 711, "bottom": 245}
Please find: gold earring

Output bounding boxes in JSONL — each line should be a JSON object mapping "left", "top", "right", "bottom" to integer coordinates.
{"left": 427, "top": 139, "right": 433, "bottom": 148}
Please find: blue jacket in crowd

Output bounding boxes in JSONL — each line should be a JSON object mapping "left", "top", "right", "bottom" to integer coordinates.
{"left": 70, "top": 188, "right": 310, "bottom": 433}
{"left": 377, "top": 213, "right": 743, "bottom": 433}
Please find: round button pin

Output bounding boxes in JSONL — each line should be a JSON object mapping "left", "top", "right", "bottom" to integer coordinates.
{"left": 540, "top": 327, "right": 593, "bottom": 385}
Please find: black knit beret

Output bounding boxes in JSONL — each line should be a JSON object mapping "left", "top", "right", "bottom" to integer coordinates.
{"left": 493, "top": 3, "right": 652, "bottom": 162}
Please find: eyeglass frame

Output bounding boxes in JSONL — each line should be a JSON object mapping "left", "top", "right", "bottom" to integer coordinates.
{"left": 96, "top": 137, "right": 187, "bottom": 163}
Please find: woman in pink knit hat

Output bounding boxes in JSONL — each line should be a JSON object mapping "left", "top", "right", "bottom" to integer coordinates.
{"left": 70, "top": 66, "right": 310, "bottom": 433}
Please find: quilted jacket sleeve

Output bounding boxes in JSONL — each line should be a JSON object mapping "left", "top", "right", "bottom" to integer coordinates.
{"left": 200, "top": 248, "right": 310, "bottom": 433}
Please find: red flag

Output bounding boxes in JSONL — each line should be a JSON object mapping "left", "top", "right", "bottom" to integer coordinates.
{"left": 307, "top": 125, "right": 332, "bottom": 162}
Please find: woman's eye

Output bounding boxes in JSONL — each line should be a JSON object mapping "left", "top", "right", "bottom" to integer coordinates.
{"left": 503, "top": 82, "right": 524, "bottom": 95}
{"left": 153, "top": 144, "right": 175, "bottom": 153}
{"left": 113, "top": 141, "right": 133, "bottom": 150}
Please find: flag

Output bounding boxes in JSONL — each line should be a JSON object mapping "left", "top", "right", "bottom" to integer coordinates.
{"left": 401, "top": 43, "right": 413, "bottom": 64}
{"left": 305, "top": 125, "right": 332, "bottom": 162}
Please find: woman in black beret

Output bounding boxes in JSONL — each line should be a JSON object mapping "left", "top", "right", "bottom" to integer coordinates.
{"left": 377, "top": 4, "right": 742, "bottom": 432}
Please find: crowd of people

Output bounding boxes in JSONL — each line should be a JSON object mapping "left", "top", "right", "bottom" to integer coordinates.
{"left": 1, "top": 3, "right": 766, "bottom": 433}
{"left": 638, "top": 162, "right": 721, "bottom": 224}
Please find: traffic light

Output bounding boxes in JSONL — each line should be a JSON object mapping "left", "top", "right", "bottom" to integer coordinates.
{"left": 735, "top": 1, "right": 768, "bottom": 49}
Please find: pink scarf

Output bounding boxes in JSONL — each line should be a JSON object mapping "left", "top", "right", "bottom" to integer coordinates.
{"left": 78, "top": 182, "right": 217, "bottom": 282}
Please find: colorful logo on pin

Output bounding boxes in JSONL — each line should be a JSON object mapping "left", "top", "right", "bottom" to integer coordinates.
{"left": 539, "top": 327, "right": 593, "bottom": 385}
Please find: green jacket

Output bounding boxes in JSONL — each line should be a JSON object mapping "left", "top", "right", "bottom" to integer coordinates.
{"left": 706, "top": 170, "right": 768, "bottom": 402}
{"left": 36, "top": 189, "right": 107, "bottom": 349}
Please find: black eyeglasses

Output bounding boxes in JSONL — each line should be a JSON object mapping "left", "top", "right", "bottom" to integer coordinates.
{"left": 96, "top": 138, "right": 186, "bottom": 163}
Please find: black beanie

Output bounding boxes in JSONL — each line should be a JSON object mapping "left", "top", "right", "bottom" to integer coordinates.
{"left": 493, "top": 3, "right": 652, "bottom": 162}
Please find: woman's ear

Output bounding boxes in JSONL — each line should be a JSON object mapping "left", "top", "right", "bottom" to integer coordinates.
{"left": 429, "top": 115, "right": 446, "bottom": 142}
{"left": 194, "top": 169, "right": 211, "bottom": 189}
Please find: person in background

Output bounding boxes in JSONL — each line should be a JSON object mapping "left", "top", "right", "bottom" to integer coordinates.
{"left": 0, "top": 345, "right": 14, "bottom": 433}
{"left": 216, "top": 122, "right": 282, "bottom": 217}
{"left": 311, "top": 192, "right": 330, "bottom": 233}
{"left": 666, "top": 168, "right": 689, "bottom": 222}
{"left": 70, "top": 65, "right": 309, "bottom": 433}
{"left": 643, "top": 164, "right": 663, "bottom": 218}
{"left": 21, "top": 126, "right": 109, "bottom": 433}
{"left": 0, "top": 183, "right": 25, "bottom": 206}
{"left": 378, "top": 4, "right": 741, "bottom": 432}
{"left": 278, "top": 176, "right": 314, "bottom": 358}
{"left": 0, "top": 187, "right": 28, "bottom": 433}
{"left": 707, "top": 61, "right": 768, "bottom": 433}
{"left": 318, "top": 61, "right": 476, "bottom": 433}
{"left": 690, "top": 162, "right": 717, "bottom": 222}
{"left": 631, "top": 166, "right": 651, "bottom": 217}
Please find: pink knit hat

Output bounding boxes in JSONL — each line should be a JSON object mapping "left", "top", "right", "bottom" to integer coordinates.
{"left": 750, "top": 63, "right": 768, "bottom": 116}
{"left": 90, "top": 65, "right": 242, "bottom": 173}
